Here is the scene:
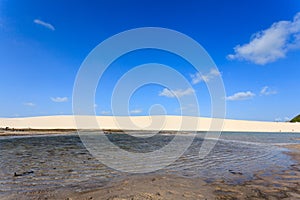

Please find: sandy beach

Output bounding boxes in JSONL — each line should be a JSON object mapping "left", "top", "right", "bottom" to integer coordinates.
{"left": 1, "top": 115, "right": 300, "bottom": 134}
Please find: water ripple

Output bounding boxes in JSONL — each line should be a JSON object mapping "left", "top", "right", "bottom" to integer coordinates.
{"left": 1, "top": 132, "right": 299, "bottom": 194}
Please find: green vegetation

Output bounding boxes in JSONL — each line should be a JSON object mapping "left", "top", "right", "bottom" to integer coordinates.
{"left": 290, "top": 114, "right": 300, "bottom": 122}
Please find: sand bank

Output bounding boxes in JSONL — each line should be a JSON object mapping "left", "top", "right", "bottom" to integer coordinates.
{"left": 1, "top": 115, "right": 300, "bottom": 133}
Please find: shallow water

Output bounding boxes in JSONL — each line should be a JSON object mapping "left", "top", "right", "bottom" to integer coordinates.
{"left": 0, "top": 132, "right": 300, "bottom": 195}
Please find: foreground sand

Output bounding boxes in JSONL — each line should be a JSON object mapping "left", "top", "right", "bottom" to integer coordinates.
{"left": 1, "top": 115, "right": 300, "bottom": 133}
{"left": 3, "top": 144, "right": 300, "bottom": 200}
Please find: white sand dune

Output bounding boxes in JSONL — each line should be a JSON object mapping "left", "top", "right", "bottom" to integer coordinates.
{"left": 1, "top": 115, "right": 300, "bottom": 133}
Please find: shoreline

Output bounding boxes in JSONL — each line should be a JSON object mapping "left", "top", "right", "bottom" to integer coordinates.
{"left": 1, "top": 129, "right": 300, "bottom": 137}
{"left": 0, "top": 128, "right": 77, "bottom": 136}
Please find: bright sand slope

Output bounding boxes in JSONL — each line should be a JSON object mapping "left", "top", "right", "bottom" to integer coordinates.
{"left": 0, "top": 115, "right": 300, "bottom": 132}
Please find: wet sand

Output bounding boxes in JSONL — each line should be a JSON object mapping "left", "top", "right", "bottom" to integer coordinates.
{"left": 3, "top": 144, "right": 300, "bottom": 200}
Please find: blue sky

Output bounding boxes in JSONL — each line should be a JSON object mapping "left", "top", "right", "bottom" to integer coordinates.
{"left": 0, "top": 0, "right": 300, "bottom": 121}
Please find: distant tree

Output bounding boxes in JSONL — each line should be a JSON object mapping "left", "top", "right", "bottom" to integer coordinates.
{"left": 290, "top": 114, "right": 300, "bottom": 122}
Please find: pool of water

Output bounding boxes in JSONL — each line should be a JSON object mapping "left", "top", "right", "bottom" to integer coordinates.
{"left": 0, "top": 131, "right": 299, "bottom": 195}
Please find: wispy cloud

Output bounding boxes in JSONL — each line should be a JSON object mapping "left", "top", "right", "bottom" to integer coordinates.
{"left": 130, "top": 109, "right": 142, "bottom": 114}
{"left": 101, "top": 110, "right": 111, "bottom": 115}
{"left": 33, "top": 19, "right": 55, "bottom": 31}
{"left": 260, "top": 86, "right": 277, "bottom": 96}
{"left": 227, "top": 12, "right": 300, "bottom": 65}
{"left": 51, "top": 97, "right": 68, "bottom": 103}
{"left": 176, "top": 103, "right": 199, "bottom": 116}
{"left": 159, "top": 88, "right": 195, "bottom": 98}
{"left": 275, "top": 117, "right": 290, "bottom": 122}
{"left": 23, "top": 102, "right": 35, "bottom": 107}
{"left": 190, "top": 68, "right": 221, "bottom": 84}
{"left": 226, "top": 91, "right": 255, "bottom": 101}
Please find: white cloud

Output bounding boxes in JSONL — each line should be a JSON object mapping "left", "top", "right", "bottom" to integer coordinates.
{"left": 101, "top": 110, "right": 111, "bottom": 115}
{"left": 260, "top": 86, "right": 277, "bottom": 96}
{"left": 51, "top": 97, "right": 68, "bottom": 103}
{"left": 191, "top": 68, "right": 221, "bottom": 84}
{"left": 23, "top": 102, "right": 35, "bottom": 107}
{"left": 275, "top": 117, "right": 290, "bottom": 122}
{"left": 226, "top": 91, "right": 255, "bottom": 101}
{"left": 130, "top": 109, "right": 142, "bottom": 114}
{"left": 34, "top": 19, "right": 55, "bottom": 31}
{"left": 274, "top": 117, "right": 282, "bottom": 122}
{"left": 228, "top": 12, "right": 300, "bottom": 65}
{"left": 159, "top": 88, "right": 195, "bottom": 98}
